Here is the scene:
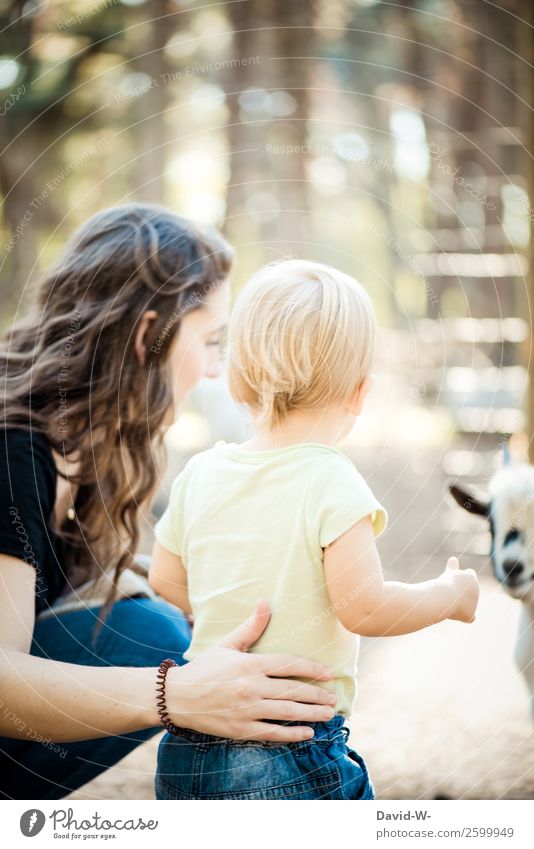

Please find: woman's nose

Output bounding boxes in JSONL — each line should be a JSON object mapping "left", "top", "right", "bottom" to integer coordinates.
{"left": 205, "top": 361, "right": 222, "bottom": 379}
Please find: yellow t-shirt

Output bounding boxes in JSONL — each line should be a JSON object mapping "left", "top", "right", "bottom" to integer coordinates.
{"left": 154, "top": 441, "right": 388, "bottom": 716}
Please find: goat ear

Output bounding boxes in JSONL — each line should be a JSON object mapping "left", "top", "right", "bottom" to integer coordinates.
{"left": 448, "top": 482, "right": 489, "bottom": 517}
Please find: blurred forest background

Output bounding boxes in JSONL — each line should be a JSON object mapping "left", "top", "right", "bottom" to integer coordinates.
{"left": 0, "top": 0, "right": 532, "bottom": 454}
{"left": 1, "top": 0, "right": 534, "bottom": 799}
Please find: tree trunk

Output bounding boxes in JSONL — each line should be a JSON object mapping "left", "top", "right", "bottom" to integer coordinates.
{"left": 224, "top": 0, "right": 312, "bottom": 267}
{"left": 133, "top": 0, "right": 169, "bottom": 204}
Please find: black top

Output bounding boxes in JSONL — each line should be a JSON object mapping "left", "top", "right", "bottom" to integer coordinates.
{"left": 0, "top": 427, "right": 67, "bottom": 615}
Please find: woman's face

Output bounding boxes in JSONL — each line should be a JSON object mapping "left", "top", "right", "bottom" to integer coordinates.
{"left": 168, "top": 279, "right": 232, "bottom": 406}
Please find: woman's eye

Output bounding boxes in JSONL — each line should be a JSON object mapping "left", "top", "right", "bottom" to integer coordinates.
{"left": 206, "top": 339, "right": 221, "bottom": 347}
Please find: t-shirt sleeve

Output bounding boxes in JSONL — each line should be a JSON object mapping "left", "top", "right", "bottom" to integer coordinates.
{"left": 308, "top": 455, "right": 388, "bottom": 549}
{"left": 0, "top": 430, "right": 56, "bottom": 575}
{"left": 153, "top": 469, "right": 187, "bottom": 557}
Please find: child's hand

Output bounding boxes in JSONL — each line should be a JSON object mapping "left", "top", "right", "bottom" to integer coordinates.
{"left": 437, "top": 556, "right": 479, "bottom": 623}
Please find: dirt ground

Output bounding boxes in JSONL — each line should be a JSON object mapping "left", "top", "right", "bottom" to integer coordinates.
{"left": 68, "top": 438, "right": 534, "bottom": 800}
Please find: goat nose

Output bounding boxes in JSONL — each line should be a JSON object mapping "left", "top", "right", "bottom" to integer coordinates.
{"left": 502, "top": 559, "right": 524, "bottom": 579}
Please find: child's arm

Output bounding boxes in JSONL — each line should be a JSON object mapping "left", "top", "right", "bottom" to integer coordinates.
{"left": 148, "top": 541, "right": 192, "bottom": 614}
{"left": 324, "top": 515, "right": 479, "bottom": 637}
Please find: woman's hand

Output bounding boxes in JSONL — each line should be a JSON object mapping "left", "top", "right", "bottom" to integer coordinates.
{"left": 166, "top": 598, "right": 337, "bottom": 742}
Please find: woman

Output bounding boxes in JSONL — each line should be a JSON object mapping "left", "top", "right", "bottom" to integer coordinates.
{"left": 0, "top": 204, "right": 335, "bottom": 800}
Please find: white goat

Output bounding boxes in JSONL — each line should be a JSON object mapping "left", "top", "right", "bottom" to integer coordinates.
{"left": 449, "top": 449, "right": 534, "bottom": 720}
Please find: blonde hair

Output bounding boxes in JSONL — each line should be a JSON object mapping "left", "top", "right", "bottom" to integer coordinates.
{"left": 226, "top": 258, "right": 377, "bottom": 431}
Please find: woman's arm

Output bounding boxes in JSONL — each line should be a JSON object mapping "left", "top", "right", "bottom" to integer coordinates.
{"left": 324, "top": 516, "right": 457, "bottom": 636}
{"left": 1, "top": 555, "right": 337, "bottom": 743}
{"left": 0, "top": 645, "right": 165, "bottom": 742}
{"left": 0, "top": 554, "right": 162, "bottom": 741}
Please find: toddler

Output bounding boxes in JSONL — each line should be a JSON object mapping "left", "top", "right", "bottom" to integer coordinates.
{"left": 149, "top": 258, "right": 479, "bottom": 800}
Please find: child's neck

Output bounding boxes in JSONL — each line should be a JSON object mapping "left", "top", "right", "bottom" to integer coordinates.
{"left": 242, "top": 408, "right": 354, "bottom": 451}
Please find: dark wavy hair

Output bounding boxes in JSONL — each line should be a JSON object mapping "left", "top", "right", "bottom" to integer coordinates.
{"left": 0, "top": 203, "right": 234, "bottom": 636}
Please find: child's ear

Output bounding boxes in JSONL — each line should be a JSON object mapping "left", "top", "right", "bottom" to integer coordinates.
{"left": 344, "top": 374, "right": 375, "bottom": 415}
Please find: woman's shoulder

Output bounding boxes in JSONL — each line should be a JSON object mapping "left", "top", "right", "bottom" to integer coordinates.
{"left": 0, "top": 426, "right": 63, "bottom": 609}
{"left": 2, "top": 425, "right": 50, "bottom": 447}
{"left": 0, "top": 426, "right": 56, "bottom": 492}
{"left": 1, "top": 425, "right": 55, "bottom": 458}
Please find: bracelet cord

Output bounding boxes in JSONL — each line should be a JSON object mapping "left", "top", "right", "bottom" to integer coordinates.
{"left": 156, "top": 658, "right": 180, "bottom": 736}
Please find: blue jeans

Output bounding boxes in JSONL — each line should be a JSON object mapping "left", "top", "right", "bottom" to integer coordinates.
{"left": 0, "top": 597, "right": 191, "bottom": 800}
{"left": 155, "top": 713, "right": 375, "bottom": 800}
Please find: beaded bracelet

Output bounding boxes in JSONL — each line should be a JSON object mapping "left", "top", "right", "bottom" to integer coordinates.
{"left": 155, "top": 658, "right": 180, "bottom": 735}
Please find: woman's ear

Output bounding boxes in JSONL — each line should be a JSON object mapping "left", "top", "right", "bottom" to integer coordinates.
{"left": 135, "top": 310, "right": 158, "bottom": 366}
